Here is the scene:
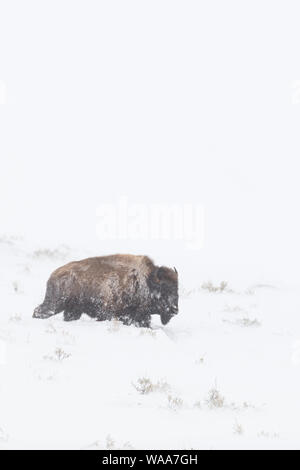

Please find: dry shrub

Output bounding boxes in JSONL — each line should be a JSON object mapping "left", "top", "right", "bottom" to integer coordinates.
{"left": 133, "top": 377, "right": 170, "bottom": 395}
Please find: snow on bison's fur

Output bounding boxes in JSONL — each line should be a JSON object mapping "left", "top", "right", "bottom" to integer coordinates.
{"left": 33, "top": 254, "right": 179, "bottom": 327}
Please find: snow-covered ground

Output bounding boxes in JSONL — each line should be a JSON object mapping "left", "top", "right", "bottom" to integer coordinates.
{"left": 1, "top": 236, "right": 300, "bottom": 450}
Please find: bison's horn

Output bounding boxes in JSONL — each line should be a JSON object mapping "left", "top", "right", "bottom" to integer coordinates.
{"left": 173, "top": 267, "right": 177, "bottom": 274}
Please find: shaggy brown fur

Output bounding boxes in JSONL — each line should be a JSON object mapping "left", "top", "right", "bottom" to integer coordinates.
{"left": 33, "top": 254, "right": 178, "bottom": 327}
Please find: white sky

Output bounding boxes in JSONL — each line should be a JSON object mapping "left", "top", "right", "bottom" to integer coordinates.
{"left": 1, "top": 1, "right": 300, "bottom": 282}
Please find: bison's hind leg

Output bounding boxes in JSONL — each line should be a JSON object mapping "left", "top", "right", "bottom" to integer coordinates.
{"left": 33, "top": 304, "right": 57, "bottom": 319}
{"left": 33, "top": 276, "right": 65, "bottom": 320}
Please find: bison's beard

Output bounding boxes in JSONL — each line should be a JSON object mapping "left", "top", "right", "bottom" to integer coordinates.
{"left": 160, "top": 312, "right": 174, "bottom": 325}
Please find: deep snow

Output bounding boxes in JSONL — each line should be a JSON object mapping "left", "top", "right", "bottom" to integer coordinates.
{"left": 1, "top": 237, "right": 300, "bottom": 450}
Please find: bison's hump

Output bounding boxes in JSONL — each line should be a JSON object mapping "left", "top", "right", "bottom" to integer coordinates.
{"left": 50, "top": 254, "right": 155, "bottom": 281}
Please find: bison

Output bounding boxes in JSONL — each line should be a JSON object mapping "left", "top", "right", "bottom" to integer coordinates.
{"left": 33, "top": 254, "right": 178, "bottom": 327}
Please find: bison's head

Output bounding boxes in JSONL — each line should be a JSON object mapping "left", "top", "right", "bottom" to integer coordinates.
{"left": 149, "top": 266, "right": 178, "bottom": 325}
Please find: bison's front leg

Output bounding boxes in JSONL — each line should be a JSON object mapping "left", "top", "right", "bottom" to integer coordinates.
{"left": 63, "top": 310, "right": 82, "bottom": 321}
{"left": 120, "top": 310, "right": 151, "bottom": 328}
{"left": 132, "top": 308, "right": 152, "bottom": 328}
{"left": 135, "top": 316, "right": 151, "bottom": 328}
